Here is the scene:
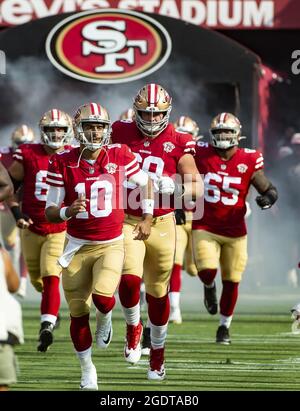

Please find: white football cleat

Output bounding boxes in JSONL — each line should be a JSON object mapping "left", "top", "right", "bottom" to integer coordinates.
{"left": 124, "top": 322, "right": 143, "bottom": 364}
{"left": 17, "top": 277, "right": 27, "bottom": 298}
{"left": 95, "top": 310, "right": 113, "bottom": 349}
{"left": 80, "top": 363, "right": 98, "bottom": 390}
{"left": 169, "top": 307, "right": 182, "bottom": 324}
{"left": 147, "top": 347, "right": 166, "bottom": 381}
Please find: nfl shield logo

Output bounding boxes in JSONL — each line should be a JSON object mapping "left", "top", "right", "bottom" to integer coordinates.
{"left": 89, "top": 167, "right": 95, "bottom": 174}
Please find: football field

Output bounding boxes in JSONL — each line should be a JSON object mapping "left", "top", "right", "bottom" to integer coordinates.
{"left": 13, "top": 289, "right": 300, "bottom": 391}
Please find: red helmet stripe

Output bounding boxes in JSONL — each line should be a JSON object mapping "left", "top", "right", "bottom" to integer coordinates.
{"left": 220, "top": 112, "right": 227, "bottom": 123}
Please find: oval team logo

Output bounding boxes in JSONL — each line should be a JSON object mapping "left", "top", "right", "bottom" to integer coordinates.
{"left": 46, "top": 9, "right": 172, "bottom": 84}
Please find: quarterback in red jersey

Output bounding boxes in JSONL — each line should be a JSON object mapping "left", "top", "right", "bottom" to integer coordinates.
{"left": 7, "top": 109, "right": 73, "bottom": 352}
{"left": 193, "top": 112, "right": 278, "bottom": 344}
{"left": 0, "top": 125, "right": 35, "bottom": 298}
{"left": 45, "top": 102, "right": 153, "bottom": 390}
{"left": 112, "top": 84, "right": 202, "bottom": 380}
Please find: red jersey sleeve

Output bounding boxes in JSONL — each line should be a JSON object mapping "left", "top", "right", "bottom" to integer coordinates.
{"left": 175, "top": 132, "right": 196, "bottom": 156}
{"left": 115, "top": 144, "right": 140, "bottom": 179}
{"left": 46, "top": 154, "right": 65, "bottom": 188}
{"left": 13, "top": 145, "right": 25, "bottom": 163}
{"left": 244, "top": 149, "right": 264, "bottom": 176}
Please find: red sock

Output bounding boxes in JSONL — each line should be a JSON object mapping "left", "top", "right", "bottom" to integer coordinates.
{"left": 70, "top": 314, "right": 92, "bottom": 352}
{"left": 41, "top": 276, "right": 60, "bottom": 316}
{"left": 92, "top": 294, "right": 115, "bottom": 314}
{"left": 20, "top": 254, "right": 27, "bottom": 278}
{"left": 170, "top": 264, "right": 182, "bottom": 292}
{"left": 146, "top": 293, "right": 170, "bottom": 326}
{"left": 118, "top": 274, "right": 141, "bottom": 308}
{"left": 220, "top": 281, "right": 239, "bottom": 316}
{"left": 198, "top": 269, "right": 217, "bottom": 285}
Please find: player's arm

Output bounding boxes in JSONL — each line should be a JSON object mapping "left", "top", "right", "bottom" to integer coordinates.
{"left": 2, "top": 247, "right": 19, "bottom": 293}
{"left": 8, "top": 160, "right": 24, "bottom": 192}
{"left": 128, "top": 170, "right": 154, "bottom": 240}
{"left": 177, "top": 154, "right": 203, "bottom": 199}
{"left": 0, "top": 161, "right": 13, "bottom": 201}
{"left": 251, "top": 169, "right": 278, "bottom": 209}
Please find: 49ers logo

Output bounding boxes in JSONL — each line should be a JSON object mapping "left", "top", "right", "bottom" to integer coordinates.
{"left": 45, "top": 9, "right": 172, "bottom": 84}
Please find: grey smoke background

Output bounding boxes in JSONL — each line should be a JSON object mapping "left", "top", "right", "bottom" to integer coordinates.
{"left": 1, "top": 55, "right": 298, "bottom": 304}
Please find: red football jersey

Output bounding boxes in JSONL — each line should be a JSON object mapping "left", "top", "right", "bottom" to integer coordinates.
{"left": 193, "top": 142, "right": 264, "bottom": 237}
{"left": 47, "top": 144, "right": 141, "bottom": 241}
{"left": 13, "top": 143, "right": 67, "bottom": 236}
{"left": 0, "top": 146, "right": 14, "bottom": 169}
{"left": 111, "top": 121, "right": 196, "bottom": 217}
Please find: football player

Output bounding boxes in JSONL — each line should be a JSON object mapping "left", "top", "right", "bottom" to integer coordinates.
{"left": 119, "top": 108, "right": 135, "bottom": 121}
{"left": 193, "top": 112, "right": 278, "bottom": 344}
{"left": 169, "top": 116, "right": 201, "bottom": 324}
{"left": 0, "top": 125, "right": 35, "bottom": 298}
{"left": 45, "top": 102, "right": 153, "bottom": 390}
{"left": 111, "top": 84, "right": 202, "bottom": 380}
{"left": 7, "top": 109, "right": 73, "bottom": 352}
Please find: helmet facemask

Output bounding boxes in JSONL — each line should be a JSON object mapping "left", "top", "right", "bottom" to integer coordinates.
{"left": 77, "top": 121, "right": 111, "bottom": 152}
{"left": 40, "top": 126, "right": 70, "bottom": 149}
{"left": 134, "top": 107, "right": 171, "bottom": 138}
{"left": 210, "top": 127, "right": 240, "bottom": 150}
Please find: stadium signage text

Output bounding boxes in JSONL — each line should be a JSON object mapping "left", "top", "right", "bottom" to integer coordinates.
{"left": 0, "top": 0, "right": 285, "bottom": 29}
{"left": 45, "top": 9, "right": 172, "bottom": 83}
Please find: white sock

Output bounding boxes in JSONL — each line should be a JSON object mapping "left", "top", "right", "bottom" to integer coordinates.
{"left": 41, "top": 314, "right": 57, "bottom": 325}
{"left": 169, "top": 292, "right": 180, "bottom": 309}
{"left": 76, "top": 347, "right": 93, "bottom": 369}
{"left": 122, "top": 302, "right": 140, "bottom": 326}
{"left": 220, "top": 314, "right": 232, "bottom": 329}
{"left": 96, "top": 309, "right": 111, "bottom": 328}
{"left": 204, "top": 281, "right": 215, "bottom": 289}
{"left": 150, "top": 320, "right": 168, "bottom": 349}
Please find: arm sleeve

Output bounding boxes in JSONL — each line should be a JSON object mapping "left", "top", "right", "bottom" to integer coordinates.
{"left": 120, "top": 145, "right": 141, "bottom": 179}
{"left": 12, "top": 145, "right": 24, "bottom": 164}
{"left": 177, "top": 133, "right": 196, "bottom": 156}
{"left": 46, "top": 155, "right": 65, "bottom": 188}
{"left": 253, "top": 151, "right": 264, "bottom": 172}
{"left": 46, "top": 185, "right": 65, "bottom": 208}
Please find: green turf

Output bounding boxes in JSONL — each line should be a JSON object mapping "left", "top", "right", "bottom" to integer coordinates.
{"left": 12, "top": 302, "right": 300, "bottom": 391}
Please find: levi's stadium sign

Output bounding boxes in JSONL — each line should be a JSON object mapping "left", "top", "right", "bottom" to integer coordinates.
{"left": 45, "top": 9, "right": 172, "bottom": 84}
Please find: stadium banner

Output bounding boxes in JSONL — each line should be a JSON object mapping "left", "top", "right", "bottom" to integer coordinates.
{"left": 0, "top": 0, "right": 299, "bottom": 29}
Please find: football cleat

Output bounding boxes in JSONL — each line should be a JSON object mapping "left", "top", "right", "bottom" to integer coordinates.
{"left": 204, "top": 283, "right": 218, "bottom": 315}
{"left": 124, "top": 322, "right": 143, "bottom": 364}
{"left": 148, "top": 347, "right": 166, "bottom": 381}
{"left": 216, "top": 325, "right": 231, "bottom": 345}
{"left": 80, "top": 363, "right": 98, "bottom": 390}
{"left": 37, "top": 321, "right": 54, "bottom": 352}
{"left": 141, "top": 326, "right": 151, "bottom": 356}
{"left": 95, "top": 311, "right": 113, "bottom": 349}
{"left": 169, "top": 307, "right": 182, "bottom": 324}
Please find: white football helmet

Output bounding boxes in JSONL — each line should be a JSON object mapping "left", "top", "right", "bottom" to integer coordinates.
{"left": 133, "top": 83, "right": 172, "bottom": 138}
{"left": 174, "top": 116, "right": 201, "bottom": 140}
{"left": 39, "top": 109, "right": 73, "bottom": 149}
{"left": 73, "top": 103, "right": 111, "bottom": 152}
{"left": 210, "top": 112, "right": 242, "bottom": 149}
{"left": 11, "top": 125, "right": 35, "bottom": 149}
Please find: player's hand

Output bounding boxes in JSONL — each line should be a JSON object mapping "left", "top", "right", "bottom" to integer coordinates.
{"left": 174, "top": 209, "right": 186, "bottom": 225}
{"left": 67, "top": 194, "right": 87, "bottom": 216}
{"left": 255, "top": 194, "right": 272, "bottom": 209}
{"left": 133, "top": 217, "right": 152, "bottom": 241}
{"left": 16, "top": 216, "right": 33, "bottom": 229}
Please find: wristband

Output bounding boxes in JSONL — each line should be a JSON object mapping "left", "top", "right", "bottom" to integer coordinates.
{"left": 141, "top": 199, "right": 154, "bottom": 215}
{"left": 59, "top": 207, "right": 71, "bottom": 221}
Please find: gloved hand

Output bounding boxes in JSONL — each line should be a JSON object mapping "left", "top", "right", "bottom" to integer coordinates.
{"left": 157, "top": 176, "right": 184, "bottom": 197}
{"left": 174, "top": 209, "right": 186, "bottom": 225}
{"left": 255, "top": 194, "right": 272, "bottom": 209}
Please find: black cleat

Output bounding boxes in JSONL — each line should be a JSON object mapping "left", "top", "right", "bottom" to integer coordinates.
{"left": 141, "top": 327, "right": 151, "bottom": 356}
{"left": 204, "top": 283, "right": 218, "bottom": 315}
{"left": 37, "top": 321, "right": 54, "bottom": 352}
{"left": 54, "top": 313, "right": 61, "bottom": 330}
{"left": 216, "top": 325, "right": 231, "bottom": 345}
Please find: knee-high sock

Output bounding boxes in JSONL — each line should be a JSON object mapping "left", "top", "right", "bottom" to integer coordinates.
{"left": 70, "top": 314, "right": 92, "bottom": 352}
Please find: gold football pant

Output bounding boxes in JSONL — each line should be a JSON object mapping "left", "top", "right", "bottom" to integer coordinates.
{"left": 62, "top": 239, "right": 124, "bottom": 317}
{"left": 21, "top": 229, "right": 66, "bottom": 292}
{"left": 192, "top": 229, "right": 248, "bottom": 282}
{"left": 123, "top": 213, "right": 176, "bottom": 298}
